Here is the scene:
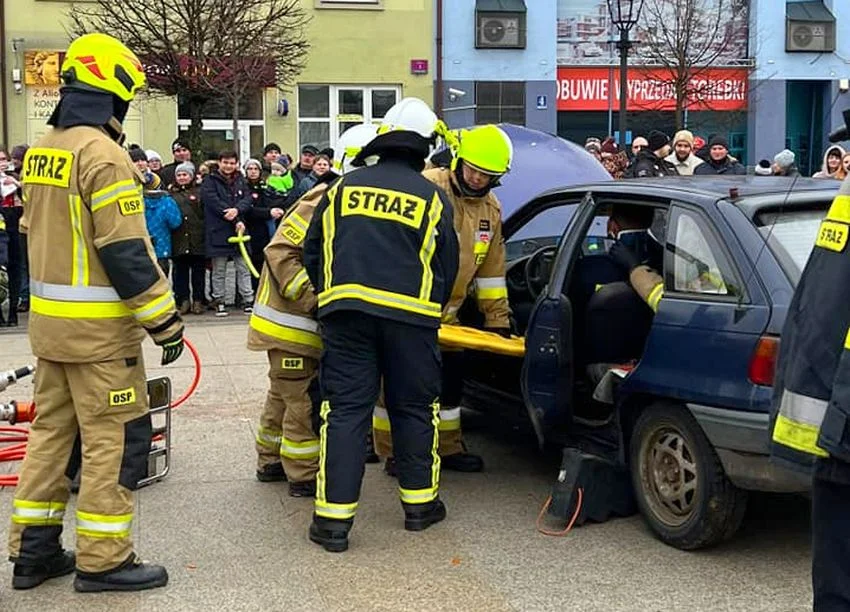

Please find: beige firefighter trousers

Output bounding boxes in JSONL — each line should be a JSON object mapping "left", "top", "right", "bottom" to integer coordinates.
{"left": 8, "top": 351, "right": 151, "bottom": 573}
{"left": 255, "top": 350, "right": 320, "bottom": 483}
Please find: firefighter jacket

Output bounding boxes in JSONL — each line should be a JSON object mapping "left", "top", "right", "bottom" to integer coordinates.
{"left": 247, "top": 184, "right": 325, "bottom": 359}
{"left": 303, "top": 158, "right": 459, "bottom": 329}
{"left": 423, "top": 168, "right": 510, "bottom": 329}
{"left": 771, "top": 176, "right": 850, "bottom": 482}
{"left": 629, "top": 265, "right": 664, "bottom": 312}
{"left": 20, "top": 125, "right": 182, "bottom": 363}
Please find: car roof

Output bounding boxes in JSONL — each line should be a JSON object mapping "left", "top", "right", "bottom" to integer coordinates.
{"left": 539, "top": 175, "right": 839, "bottom": 205}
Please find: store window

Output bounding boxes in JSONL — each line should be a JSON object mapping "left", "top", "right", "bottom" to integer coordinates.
{"left": 475, "top": 81, "right": 525, "bottom": 125}
{"left": 297, "top": 85, "right": 400, "bottom": 151}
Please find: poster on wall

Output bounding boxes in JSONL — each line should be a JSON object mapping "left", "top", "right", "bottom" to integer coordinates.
{"left": 24, "top": 50, "right": 142, "bottom": 146}
{"left": 556, "top": 0, "right": 749, "bottom": 64}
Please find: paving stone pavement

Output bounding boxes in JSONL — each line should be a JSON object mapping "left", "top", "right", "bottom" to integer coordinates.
{"left": 0, "top": 317, "right": 814, "bottom": 611}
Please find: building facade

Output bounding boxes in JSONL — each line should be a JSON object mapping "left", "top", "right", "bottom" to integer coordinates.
{"left": 438, "top": 0, "right": 557, "bottom": 133}
{"left": 1, "top": 0, "right": 433, "bottom": 162}
{"left": 555, "top": 0, "right": 751, "bottom": 162}
{"left": 748, "top": 0, "right": 850, "bottom": 175}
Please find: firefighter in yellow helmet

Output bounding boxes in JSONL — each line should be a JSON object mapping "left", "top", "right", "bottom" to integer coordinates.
{"left": 247, "top": 123, "right": 377, "bottom": 497}
{"left": 373, "top": 124, "right": 513, "bottom": 476}
{"left": 7, "top": 33, "right": 181, "bottom": 592}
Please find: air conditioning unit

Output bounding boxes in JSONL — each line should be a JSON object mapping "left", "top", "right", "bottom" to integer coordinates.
{"left": 786, "top": 20, "right": 835, "bottom": 53}
{"left": 476, "top": 12, "right": 526, "bottom": 49}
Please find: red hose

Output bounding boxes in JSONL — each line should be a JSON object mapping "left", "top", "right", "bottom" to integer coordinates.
{"left": 0, "top": 337, "right": 201, "bottom": 487}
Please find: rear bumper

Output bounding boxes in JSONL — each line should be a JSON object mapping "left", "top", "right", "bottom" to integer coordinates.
{"left": 687, "top": 403, "right": 810, "bottom": 493}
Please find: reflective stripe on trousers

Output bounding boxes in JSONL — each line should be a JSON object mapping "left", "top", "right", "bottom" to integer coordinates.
{"left": 76, "top": 510, "right": 133, "bottom": 539}
{"left": 256, "top": 426, "right": 282, "bottom": 449}
{"left": 372, "top": 406, "right": 459, "bottom": 432}
{"left": 772, "top": 389, "right": 830, "bottom": 458}
{"left": 11, "top": 499, "right": 66, "bottom": 526}
{"left": 398, "top": 398, "right": 441, "bottom": 505}
{"left": 280, "top": 437, "right": 320, "bottom": 460}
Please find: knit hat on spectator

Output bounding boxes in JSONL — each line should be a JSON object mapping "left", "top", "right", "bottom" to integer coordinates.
{"left": 600, "top": 138, "right": 619, "bottom": 157}
{"left": 146, "top": 150, "right": 162, "bottom": 162}
{"left": 673, "top": 130, "right": 695, "bottom": 147}
{"left": 709, "top": 135, "right": 729, "bottom": 150}
{"left": 301, "top": 144, "right": 319, "bottom": 155}
{"left": 172, "top": 138, "right": 189, "bottom": 152}
{"left": 129, "top": 148, "right": 147, "bottom": 163}
{"left": 270, "top": 162, "right": 286, "bottom": 175}
{"left": 774, "top": 149, "right": 795, "bottom": 170}
{"left": 647, "top": 130, "right": 670, "bottom": 153}
{"left": 175, "top": 161, "right": 196, "bottom": 177}
{"left": 244, "top": 158, "right": 263, "bottom": 172}
{"left": 319, "top": 147, "right": 335, "bottom": 160}
{"left": 754, "top": 159, "right": 772, "bottom": 176}
{"left": 263, "top": 143, "right": 282, "bottom": 156}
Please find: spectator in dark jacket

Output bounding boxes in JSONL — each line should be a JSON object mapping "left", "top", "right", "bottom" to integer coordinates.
{"left": 160, "top": 138, "right": 193, "bottom": 188}
{"left": 0, "top": 148, "right": 22, "bottom": 327}
{"left": 170, "top": 162, "right": 207, "bottom": 314}
{"left": 625, "top": 131, "right": 679, "bottom": 178}
{"left": 771, "top": 149, "right": 801, "bottom": 177}
{"left": 9, "top": 144, "right": 28, "bottom": 313}
{"left": 693, "top": 136, "right": 746, "bottom": 175}
{"left": 201, "top": 150, "right": 255, "bottom": 316}
{"left": 290, "top": 144, "right": 319, "bottom": 185}
{"left": 243, "top": 158, "right": 285, "bottom": 292}
{"left": 0, "top": 213, "right": 8, "bottom": 307}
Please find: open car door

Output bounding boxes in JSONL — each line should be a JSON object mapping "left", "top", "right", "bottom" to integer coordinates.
{"left": 520, "top": 193, "right": 597, "bottom": 449}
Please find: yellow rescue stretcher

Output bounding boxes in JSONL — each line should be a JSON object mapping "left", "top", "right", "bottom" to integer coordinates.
{"left": 438, "top": 325, "right": 525, "bottom": 357}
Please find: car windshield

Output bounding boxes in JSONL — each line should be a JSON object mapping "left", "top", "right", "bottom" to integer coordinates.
{"left": 756, "top": 207, "right": 828, "bottom": 284}
{"left": 505, "top": 203, "right": 579, "bottom": 261}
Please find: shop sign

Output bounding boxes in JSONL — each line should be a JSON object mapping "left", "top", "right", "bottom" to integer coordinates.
{"left": 556, "top": 67, "right": 748, "bottom": 112}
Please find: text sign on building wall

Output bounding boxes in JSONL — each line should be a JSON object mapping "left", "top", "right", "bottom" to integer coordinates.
{"left": 410, "top": 59, "right": 429, "bottom": 75}
{"left": 556, "top": 67, "right": 749, "bottom": 112}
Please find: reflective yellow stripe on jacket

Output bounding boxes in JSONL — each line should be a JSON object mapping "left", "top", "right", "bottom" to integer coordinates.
{"left": 318, "top": 283, "right": 441, "bottom": 319}
{"left": 772, "top": 389, "right": 830, "bottom": 458}
{"left": 474, "top": 276, "right": 508, "bottom": 300}
{"left": 647, "top": 283, "right": 664, "bottom": 312}
{"left": 29, "top": 280, "right": 175, "bottom": 323}
{"left": 249, "top": 303, "right": 322, "bottom": 349}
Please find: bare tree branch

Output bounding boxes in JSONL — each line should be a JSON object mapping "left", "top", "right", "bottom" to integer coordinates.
{"left": 635, "top": 0, "right": 749, "bottom": 128}
{"left": 67, "top": 0, "right": 310, "bottom": 153}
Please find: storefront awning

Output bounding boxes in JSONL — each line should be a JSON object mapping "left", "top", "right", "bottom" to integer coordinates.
{"left": 786, "top": 1, "right": 835, "bottom": 22}
{"left": 475, "top": 0, "right": 526, "bottom": 13}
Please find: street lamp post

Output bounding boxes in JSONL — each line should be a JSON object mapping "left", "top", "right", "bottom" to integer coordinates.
{"left": 606, "top": 0, "right": 645, "bottom": 147}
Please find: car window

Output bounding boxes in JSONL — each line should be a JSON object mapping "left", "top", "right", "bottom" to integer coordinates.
{"left": 505, "top": 203, "right": 578, "bottom": 261}
{"left": 666, "top": 209, "right": 737, "bottom": 296}
{"left": 756, "top": 207, "right": 827, "bottom": 285}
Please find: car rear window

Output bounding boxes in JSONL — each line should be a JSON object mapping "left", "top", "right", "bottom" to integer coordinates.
{"left": 756, "top": 206, "right": 828, "bottom": 284}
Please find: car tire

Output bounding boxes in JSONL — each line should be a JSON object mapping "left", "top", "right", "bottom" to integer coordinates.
{"left": 630, "top": 402, "right": 748, "bottom": 550}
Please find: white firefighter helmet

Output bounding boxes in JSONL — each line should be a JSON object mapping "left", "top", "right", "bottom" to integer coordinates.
{"left": 334, "top": 123, "right": 379, "bottom": 174}
{"left": 376, "top": 97, "right": 440, "bottom": 139}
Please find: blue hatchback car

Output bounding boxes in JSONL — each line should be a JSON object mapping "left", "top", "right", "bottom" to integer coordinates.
{"left": 462, "top": 176, "right": 839, "bottom": 550}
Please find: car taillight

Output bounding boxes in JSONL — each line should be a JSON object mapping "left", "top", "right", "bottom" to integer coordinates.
{"left": 748, "top": 336, "right": 780, "bottom": 386}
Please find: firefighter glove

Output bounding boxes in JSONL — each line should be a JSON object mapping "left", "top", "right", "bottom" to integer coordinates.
{"left": 157, "top": 330, "right": 185, "bottom": 366}
{"left": 609, "top": 240, "right": 641, "bottom": 272}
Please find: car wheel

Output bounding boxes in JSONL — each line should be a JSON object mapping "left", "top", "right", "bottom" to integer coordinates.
{"left": 630, "top": 402, "right": 748, "bottom": 550}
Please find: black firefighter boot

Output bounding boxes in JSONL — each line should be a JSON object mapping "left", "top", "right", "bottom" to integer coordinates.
{"left": 74, "top": 554, "right": 168, "bottom": 593}
{"left": 12, "top": 550, "right": 76, "bottom": 590}
{"left": 309, "top": 514, "right": 352, "bottom": 553}
{"left": 403, "top": 498, "right": 447, "bottom": 532}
